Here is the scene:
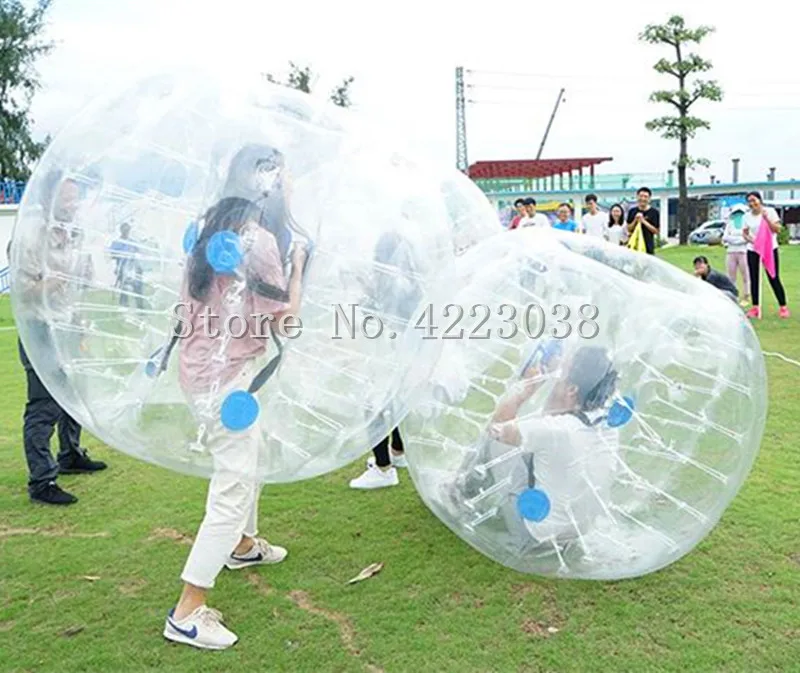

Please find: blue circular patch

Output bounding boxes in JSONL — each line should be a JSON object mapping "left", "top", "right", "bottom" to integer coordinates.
{"left": 608, "top": 395, "right": 636, "bottom": 428}
{"left": 206, "top": 230, "right": 243, "bottom": 275}
{"left": 220, "top": 391, "right": 260, "bottom": 431}
{"left": 182, "top": 221, "right": 199, "bottom": 255}
{"left": 516, "top": 488, "right": 551, "bottom": 522}
{"left": 144, "top": 359, "right": 159, "bottom": 378}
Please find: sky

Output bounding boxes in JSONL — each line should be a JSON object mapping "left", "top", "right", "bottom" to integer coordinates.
{"left": 27, "top": 0, "right": 800, "bottom": 185}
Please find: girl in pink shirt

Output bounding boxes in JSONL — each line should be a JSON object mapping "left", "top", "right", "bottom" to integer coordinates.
{"left": 165, "top": 147, "right": 307, "bottom": 650}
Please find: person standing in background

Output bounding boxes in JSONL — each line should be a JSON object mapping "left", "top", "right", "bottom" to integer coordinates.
{"left": 519, "top": 198, "right": 551, "bottom": 229}
{"left": 508, "top": 198, "right": 526, "bottom": 230}
{"left": 606, "top": 204, "right": 626, "bottom": 246}
{"left": 742, "top": 191, "right": 790, "bottom": 319}
{"left": 626, "top": 187, "right": 659, "bottom": 255}
{"left": 722, "top": 204, "right": 751, "bottom": 307}
{"left": 110, "top": 222, "right": 146, "bottom": 310}
{"left": 581, "top": 194, "right": 606, "bottom": 239}
{"left": 552, "top": 203, "right": 578, "bottom": 232}
{"left": 13, "top": 172, "right": 107, "bottom": 507}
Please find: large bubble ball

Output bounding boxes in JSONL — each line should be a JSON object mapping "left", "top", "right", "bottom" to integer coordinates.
{"left": 9, "top": 70, "right": 498, "bottom": 483}
{"left": 401, "top": 228, "right": 767, "bottom": 579}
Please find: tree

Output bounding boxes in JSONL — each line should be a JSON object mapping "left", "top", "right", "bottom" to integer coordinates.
{"left": 640, "top": 15, "right": 723, "bottom": 244}
{"left": 266, "top": 61, "right": 355, "bottom": 108}
{"left": 0, "top": 0, "right": 54, "bottom": 180}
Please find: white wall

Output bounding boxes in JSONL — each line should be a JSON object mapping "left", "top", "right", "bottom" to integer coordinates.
{"left": 0, "top": 205, "right": 18, "bottom": 268}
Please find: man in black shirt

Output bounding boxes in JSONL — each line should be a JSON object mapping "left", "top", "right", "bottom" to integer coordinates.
{"left": 693, "top": 256, "right": 738, "bottom": 302}
{"left": 626, "top": 186, "right": 660, "bottom": 254}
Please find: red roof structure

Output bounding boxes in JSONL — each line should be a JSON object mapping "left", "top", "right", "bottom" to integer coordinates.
{"left": 468, "top": 157, "right": 613, "bottom": 180}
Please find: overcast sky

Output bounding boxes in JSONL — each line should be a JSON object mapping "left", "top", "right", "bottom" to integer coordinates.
{"left": 29, "top": 0, "right": 800, "bottom": 185}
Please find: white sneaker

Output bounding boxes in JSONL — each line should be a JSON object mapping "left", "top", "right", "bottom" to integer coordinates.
{"left": 225, "top": 537, "right": 288, "bottom": 570}
{"left": 349, "top": 464, "right": 399, "bottom": 490}
{"left": 164, "top": 605, "right": 238, "bottom": 650}
{"left": 391, "top": 452, "right": 408, "bottom": 469}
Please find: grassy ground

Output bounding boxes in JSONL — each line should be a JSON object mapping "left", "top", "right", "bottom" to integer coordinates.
{"left": 1, "top": 246, "right": 799, "bottom": 673}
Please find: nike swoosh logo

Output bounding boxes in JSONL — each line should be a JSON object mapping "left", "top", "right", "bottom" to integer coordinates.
{"left": 168, "top": 619, "right": 198, "bottom": 639}
{"left": 233, "top": 552, "right": 263, "bottom": 563}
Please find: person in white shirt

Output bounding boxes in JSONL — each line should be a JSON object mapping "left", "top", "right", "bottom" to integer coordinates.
{"left": 742, "top": 190, "right": 789, "bottom": 319}
{"left": 580, "top": 194, "right": 607, "bottom": 239}
{"left": 722, "top": 204, "right": 751, "bottom": 307}
{"left": 519, "top": 198, "right": 551, "bottom": 229}
{"left": 605, "top": 203, "right": 626, "bottom": 246}
{"left": 487, "top": 344, "right": 619, "bottom": 545}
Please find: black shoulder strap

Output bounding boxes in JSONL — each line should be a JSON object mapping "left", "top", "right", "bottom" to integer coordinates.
{"left": 247, "top": 325, "right": 283, "bottom": 394}
{"left": 563, "top": 410, "right": 607, "bottom": 427}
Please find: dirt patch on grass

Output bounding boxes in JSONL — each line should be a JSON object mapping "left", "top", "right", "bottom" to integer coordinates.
{"left": 246, "top": 573, "right": 275, "bottom": 597}
{"left": 518, "top": 584, "right": 563, "bottom": 638}
{"left": 147, "top": 528, "right": 193, "bottom": 545}
{"left": 0, "top": 526, "right": 110, "bottom": 539}
{"left": 521, "top": 619, "right": 560, "bottom": 637}
{"left": 511, "top": 583, "right": 538, "bottom": 601}
{"left": 118, "top": 578, "right": 148, "bottom": 597}
{"left": 288, "top": 590, "right": 358, "bottom": 655}
{"left": 287, "top": 589, "right": 384, "bottom": 672}
{"left": 0, "top": 621, "right": 14, "bottom": 632}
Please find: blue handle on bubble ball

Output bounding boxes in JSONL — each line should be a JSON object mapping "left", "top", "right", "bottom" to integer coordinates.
{"left": 516, "top": 488, "right": 551, "bottom": 522}
{"left": 607, "top": 395, "right": 635, "bottom": 428}
{"left": 220, "top": 390, "right": 260, "bottom": 431}
{"left": 206, "top": 230, "right": 243, "bottom": 274}
{"left": 182, "top": 220, "right": 200, "bottom": 255}
{"left": 145, "top": 358, "right": 159, "bottom": 378}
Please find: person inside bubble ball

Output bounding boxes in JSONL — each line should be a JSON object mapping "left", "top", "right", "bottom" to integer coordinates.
{"left": 350, "top": 230, "right": 423, "bottom": 490}
{"left": 164, "top": 149, "right": 308, "bottom": 651}
{"left": 484, "top": 343, "right": 620, "bottom": 546}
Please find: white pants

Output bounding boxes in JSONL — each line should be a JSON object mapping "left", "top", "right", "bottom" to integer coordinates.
{"left": 181, "top": 364, "right": 262, "bottom": 589}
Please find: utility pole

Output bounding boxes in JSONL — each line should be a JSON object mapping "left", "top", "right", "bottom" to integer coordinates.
{"left": 536, "top": 88, "right": 565, "bottom": 161}
{"left": 455, "top": 67, "right": 469, "bottom": 173}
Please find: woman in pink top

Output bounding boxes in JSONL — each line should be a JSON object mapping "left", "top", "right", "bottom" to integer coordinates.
{"left": 742, "top": 191, "right": 789, "bottom": 319}
{"left": 165, "top": 149, "right": 307, "bottom": 650}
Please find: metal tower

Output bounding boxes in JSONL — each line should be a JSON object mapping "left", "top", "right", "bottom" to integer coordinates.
{"left": 455, "top": 66, "right": 468, "bottom": 173}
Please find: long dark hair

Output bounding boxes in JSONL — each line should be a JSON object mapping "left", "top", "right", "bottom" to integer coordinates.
{"left": 188, "top": 197, "right": 260, "bottom": 301}
{"left": 222, "top": 144, "right": 295, "bottom": 262}
{"left": 608, "top": 203, "right": 624, "bottom": 227}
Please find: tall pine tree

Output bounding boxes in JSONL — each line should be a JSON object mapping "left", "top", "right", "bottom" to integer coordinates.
{"left": 640, "top": 15, "right": 723, "bottom": 244}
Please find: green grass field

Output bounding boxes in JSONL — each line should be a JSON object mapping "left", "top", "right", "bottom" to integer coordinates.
{"left": 1, "top": 246, "right": 799, "bottom": 673}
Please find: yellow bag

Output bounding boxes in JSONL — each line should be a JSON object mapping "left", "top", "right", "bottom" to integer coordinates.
{"left": 627, "top": 223, "right": 647, "bottom": 253}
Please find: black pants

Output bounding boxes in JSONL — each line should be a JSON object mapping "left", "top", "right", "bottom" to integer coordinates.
{"left": 747, "top": 249, "right": 787, "bottom": 307}
{"left": 373, "top": 428, "right": 404, "bottom": 468}
{"left": 19, "top": 338, "right": 83, "bottom": 495}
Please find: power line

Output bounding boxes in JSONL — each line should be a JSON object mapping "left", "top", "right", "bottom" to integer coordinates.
{"left": 467, "top": 68, "right": 800, "bottom": 88}
{"left": 467, "top": 98, "right": 800, "bottom": 112}
{"left": 466, "top": 71, "right": 800, "bottom": 99}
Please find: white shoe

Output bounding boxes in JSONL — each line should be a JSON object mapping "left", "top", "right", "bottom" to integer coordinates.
{"left": 225, "top": 537, "right": 288, "bottom": 570}
{"left": 349, "top": 463, "right": 399, "bottom": 490}
{"left": 164, "top": 605, "right": 238, "bottom": 650}
{"left": 391, "top": 452, "right": 408, "bottom": 469}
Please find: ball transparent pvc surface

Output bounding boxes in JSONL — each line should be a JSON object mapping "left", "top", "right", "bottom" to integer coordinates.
{"left": 401, "top": 229, "right": 766, "bottom": 579}
{"left": 10, "top": 71, "right": 499, "bottom": 483}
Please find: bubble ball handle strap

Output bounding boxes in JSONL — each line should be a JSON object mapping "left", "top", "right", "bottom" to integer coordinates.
{"left": 245, "top": 237, "right": 315, "bottom": 396}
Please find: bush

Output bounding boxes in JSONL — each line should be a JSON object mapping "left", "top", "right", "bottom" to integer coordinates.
{"left": 778, "top": 226, "right": 790, "bottom": 246}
